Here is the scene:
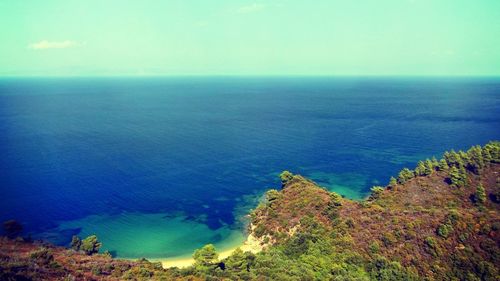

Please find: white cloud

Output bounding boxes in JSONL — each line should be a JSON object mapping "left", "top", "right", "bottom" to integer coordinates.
{"left": 237, "top": 3, "right": 267, "bottom": 14}
{"left": 28, "top": 40, "right": 78, "bottom": 50}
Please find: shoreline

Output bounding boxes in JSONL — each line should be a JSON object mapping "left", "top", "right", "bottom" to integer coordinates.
{"left": 149, "top": 232, "right": 263, "bottom": 268}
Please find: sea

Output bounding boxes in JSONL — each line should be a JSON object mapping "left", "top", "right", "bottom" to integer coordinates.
{"left": 0, "top": 76, "right": 499, "bottom": 259}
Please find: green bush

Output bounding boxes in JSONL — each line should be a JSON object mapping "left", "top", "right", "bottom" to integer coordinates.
{"left": 369, "top": 241, "right": 380, "bottom": 253}
{"left": 381, "top": 232, "right": 397, "bottom": 247}
{"left": 424, "top": 236, "right": 441, "bottom": 257}
{"left": 437, "top": 224, "right": 453, "bottom": 238}
{"left": 80, "top": 235, "right": 102, "bottom": 255}
{"left": 279, "top": 171, "right": 294, "bottom": 186}
{"left": 30, "top": 247, "right": 54, "bottom": 266}
{"left": 370, "top": 186, "right": 385, "bottom": 200}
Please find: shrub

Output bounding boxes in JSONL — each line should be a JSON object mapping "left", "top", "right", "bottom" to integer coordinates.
{"left": 279, "top": 171, "right": 294, "bottom": 186}
{"left": 424, "top": 236, "right": 441, "bottom": 257}
{"left": 80, "top": 235, "right": 102, "bottom": 255}
{"left": 437, "top": 224, "right": 453, "bottom": 238}
{"left": 323, "top": 192, "right": 343, "bottom": 220}
{"left": 30, "top": 247, "right": 54, "bottom": 265}
{"left": 265, "top": 189, "right": 281, "bottom": 205}
{"left": 369, "top": 241, "right": 380, "bottom": 253}
{"left": 368, "top": 255, "right": 419, "bottom": 281}
{"left": 381, "top": 232, "right": 397, "bottom": 247}
{"left": 370, "top": 186, "right": 385, "bottom": 200}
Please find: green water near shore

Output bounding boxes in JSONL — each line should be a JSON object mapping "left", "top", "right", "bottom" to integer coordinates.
{"left": 42, "top": 212, "right": 246, "bottom": 259}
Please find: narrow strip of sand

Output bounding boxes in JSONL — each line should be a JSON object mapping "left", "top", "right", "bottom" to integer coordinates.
{"left": 153, "top": 233, "right": 263, "bottom": 268}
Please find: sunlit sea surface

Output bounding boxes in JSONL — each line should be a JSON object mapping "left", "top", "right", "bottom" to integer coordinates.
{"left": 0, "top": 77, "right": 499, "bottom": 258}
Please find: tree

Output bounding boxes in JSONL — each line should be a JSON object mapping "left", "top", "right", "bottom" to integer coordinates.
{"left": 397, "top": 168, "right": 414, "bottom": 184}
{"left": 458, "top": 151, "right": 470, "bottom": 165}
{"left": 80, "top": 235, "right": 102, "bottom": 255}
{"left": 415, "top": 160, "right": 434, "bottom": 176}
{"left": 389, "top": 177, "right": 397, "bottom": 187}
{"left": 467, "top": 145, "right": 484, "bottom": 174}
{"left": 224, "top": 248, "right": 255, "bottom": 278}
{"left": 3, "top": 220, "right": 23, "bottom": 239}
{"left": 424, "top": 159, "right": 434, "bottom": 175}
{"left": 449, "top": 166, "right": 467, "bottom": 187}
{"left": 370, "top": 186, "right": 385, "bottom": 200}
{"left": 444, "top": 150, "right": 464, "bottom": 168}
{"left": 431, "top": 157, "right": 439, "bottom": 168}
{"left": 482, "top": 147, "right": 492, "bottom": 165}
{"left": 483, "top": 141, "right": 500, "bottom": 163}
{"left": 415, "top": 161, "right": 427, "bottom": 176}
{"left": 193, "top": 244, "right": 218, "bottom": 267}
{"left": 438, "top": 159, "right": 449, "bottom": 171}
{"left": 323, "top": 192, "right": 343, "bottom": 220}
{"left": 279, "top": 171, "right": 294, "bottom": 186}
{"left": 475, "top": 184, "right": 487, "bottom": 206}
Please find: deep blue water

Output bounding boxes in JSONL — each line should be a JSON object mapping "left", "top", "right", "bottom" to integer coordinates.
{"left": 0, "top": 77, "right": 499, "bottom": 258}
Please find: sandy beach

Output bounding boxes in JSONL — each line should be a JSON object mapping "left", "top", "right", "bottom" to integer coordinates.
{"left": 153, "top": 232, "right": 263, "bottom": 268}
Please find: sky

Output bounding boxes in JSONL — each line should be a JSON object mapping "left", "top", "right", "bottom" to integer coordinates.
{"left": 1, "top": 0, "right": 500, "bottom": 76}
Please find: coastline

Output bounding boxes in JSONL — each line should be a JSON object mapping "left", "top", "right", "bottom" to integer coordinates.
{"left": 151, "top": 232, "right": 263, "bottom": 268}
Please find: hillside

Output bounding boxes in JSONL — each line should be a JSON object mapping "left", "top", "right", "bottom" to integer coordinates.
{"left": 1, "top": 142, "right": 499, "bottom": 280}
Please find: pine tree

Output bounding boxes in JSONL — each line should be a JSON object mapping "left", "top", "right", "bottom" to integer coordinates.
{"left": 476, "top": 183, "right": 486, "bottom": 205}
{"left": 370, "top": 186, "right": 385, "bottom": 200}
{"left": 389, "top": 176, "right": 397, "bottom": 187}
{"left": 458, "top": 151, "right": 469, "bottom": 167}
{"left": 449, "top": 166, "right": 467, "bottom": 187}
{"left": 438, "top": 159, "right": 449, "bottom": 171}
{"left": 279, "top": 171, "right": 294, "bottom": 186}
{"left": 466, "top": 145, "right": 484, "bottom": 174}
{"left": 431, "top": 157, "right": 439, "bottom": 168}
{"left": 483, "top": 141, "right": 499, "bottom": 163}
{"left": 444, "top": 150, "right": 461, "bottom": 167}
{"left": 458, "top": 165, "right": 468, "bottom": 187}
{"left": 415, "top": 161, "right": 427, "bottom": 176}
{"left": 397, "top": 168, "right": 414, "bottom": 184}
{"left": 193, "top": 244, "right": 219, "bottom": 267}
{"left": 424, "top": 159, "right": 434, "bottom": 175}
{"left": 482, "top": 147, "right": 492, "bottom": 165}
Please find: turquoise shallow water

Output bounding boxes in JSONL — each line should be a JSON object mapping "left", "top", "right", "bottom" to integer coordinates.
{"left": 0, "top": 77, "right": 499, "bottom": 258}
{"left": 40, "top": 212, "right": 246, "bottom": 259}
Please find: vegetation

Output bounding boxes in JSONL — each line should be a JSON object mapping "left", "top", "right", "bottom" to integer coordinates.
{"left": 397, "top": 168, "right": 414, "bottom": 184}
{"left": 0, "top": 141, "right": 499, "bottom": 280}
{"left": 476, "top": 183, "right": 487, "bottom": 206}
{"left": 279, "top": 170, "right": 294, "bottom": 186}
{"left": 70, "top": 234, "right": 102, "bottom": 255}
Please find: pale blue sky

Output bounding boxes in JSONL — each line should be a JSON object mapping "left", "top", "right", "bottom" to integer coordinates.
{"left": 1, "top": 0, "right": 500, "bottom": 76}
